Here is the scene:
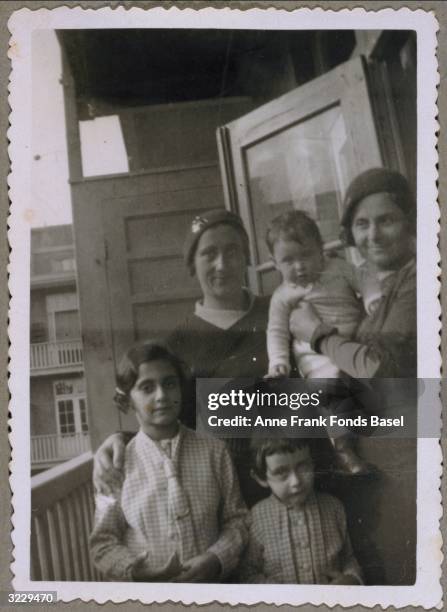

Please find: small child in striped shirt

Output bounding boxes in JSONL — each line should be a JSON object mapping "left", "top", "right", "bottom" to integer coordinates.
{"left": 89, "top": 341, "right": 247, "bottom": 582}
{"left": 240, "top": 438, "right": 362, "bottom": 584}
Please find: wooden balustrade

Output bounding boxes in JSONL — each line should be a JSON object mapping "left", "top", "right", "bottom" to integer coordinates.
{"left": 31, "top": 452, "right": 101, "bottom": 581}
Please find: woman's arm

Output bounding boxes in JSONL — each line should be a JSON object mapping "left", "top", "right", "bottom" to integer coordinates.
{"left": 315, "top": 333, "right": 381, "bottom": 378}
{"left": 290, "top": 278, "right": 416, "bottom": 379}
{"left": 289, "top": 303, "right": 380, "bottom": 376}
{"left": 93, "top": 432, "right": 135, "bottom": 495}
{"left": 319, "top": 275, "right": 416, "bottom": 378}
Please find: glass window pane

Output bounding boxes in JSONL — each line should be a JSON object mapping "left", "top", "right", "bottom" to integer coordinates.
{"left": 58, "top": 400, "right": 75, "bottom": 433}
{"left": 79, "top": 399, "right": 89, "bottom": 432}
{"left": 54, "top": 310, "right": 81, "bottom": 341}
{"left": 245, "top": 105, "right": 352, "bottom": 268}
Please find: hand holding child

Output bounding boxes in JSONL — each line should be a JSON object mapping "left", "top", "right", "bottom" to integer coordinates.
{"left": 289, "top": 301, "right": 323, "bottom": 343}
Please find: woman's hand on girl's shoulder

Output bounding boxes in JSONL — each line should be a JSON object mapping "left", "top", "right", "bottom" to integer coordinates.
{"left": 93, "top": 432, "right": 128, "bottom": 495}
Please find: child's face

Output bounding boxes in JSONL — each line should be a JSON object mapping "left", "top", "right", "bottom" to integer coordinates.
{"left": 261, "top": 446, "right": 314, "bottom": 508}
{"left": 130, "top": 359, "right": 182, "bottom": 437}
{"left": 272, "top": 237, "right": 324, "bottom": 287}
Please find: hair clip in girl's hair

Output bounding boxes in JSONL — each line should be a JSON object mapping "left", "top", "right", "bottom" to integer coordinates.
{"left": 113, "top": 387, "right": 130, "bottom": 413}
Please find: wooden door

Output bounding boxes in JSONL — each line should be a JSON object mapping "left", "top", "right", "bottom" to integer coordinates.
{"left": 102, "top": 164, "right": 222, "bottom": 361}
{"left": 101, "top": 166, "right": 225, "bottom": 432}
{"left": 217, "top": 56, "right": 383, "bottom": 296}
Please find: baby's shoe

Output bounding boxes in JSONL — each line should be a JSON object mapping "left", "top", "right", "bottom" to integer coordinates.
{"left": 332, "top": 436, "right": 372, "bottom": 476}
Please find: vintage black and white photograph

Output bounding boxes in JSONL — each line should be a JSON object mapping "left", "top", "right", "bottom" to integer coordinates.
{"left": 8, "top": 5, "right": 440, "bottom": 608}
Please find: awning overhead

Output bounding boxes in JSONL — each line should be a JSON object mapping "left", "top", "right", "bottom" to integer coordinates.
{"left": 57, "top": 29, "right": 356, "bottom": 118}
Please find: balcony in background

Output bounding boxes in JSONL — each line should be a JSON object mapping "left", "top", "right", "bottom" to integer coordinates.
{"left": 31, "top": 432, "right": 91, "bottom": 469}
{"left": 30, "top": 340, "right": 84, "bottom": 376}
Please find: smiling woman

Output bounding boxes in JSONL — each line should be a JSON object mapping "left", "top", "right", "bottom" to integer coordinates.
{"left": 170, "top": 209, "right": 270, "bottom": 385}
{"left": 291, "top": 167, "right": 417, "bottom": 379}
{"left": 350, "top": 194, "right": 415, "bottom": 272}
{"left": 193, "top": 224, "right": 248, "bottom": 310}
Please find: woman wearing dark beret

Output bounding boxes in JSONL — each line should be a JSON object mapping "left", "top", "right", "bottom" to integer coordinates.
{"left": 290, "top": 167, "right": 416, "bottom": 379}
{"left": 95, "top": 209, "right": 272, "bottom": 505}
{"left": 289, "top": 167, "right": 417, "bottom": 585}
{"left": 169, "top": 208, "right": 270, "bottom": 386}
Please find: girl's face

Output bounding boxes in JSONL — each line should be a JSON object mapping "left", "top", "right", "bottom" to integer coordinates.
{"left": 351, "top": 192, "right": 413, "bottom": 271}
{"left": 130, "top": 359, "right": 182, "bottom": 437}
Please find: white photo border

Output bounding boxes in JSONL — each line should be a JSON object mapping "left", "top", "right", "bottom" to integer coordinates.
{"left": 8, "top": 5, "right": 441, "bottom": 608}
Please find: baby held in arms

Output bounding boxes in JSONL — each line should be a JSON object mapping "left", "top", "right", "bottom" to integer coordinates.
{"left": 265, "top": 210, "right": 372, "bottom": 476}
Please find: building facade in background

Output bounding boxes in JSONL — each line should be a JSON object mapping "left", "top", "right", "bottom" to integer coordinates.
{"left": 30, "top": 224, "right": 90, "bottom": 474}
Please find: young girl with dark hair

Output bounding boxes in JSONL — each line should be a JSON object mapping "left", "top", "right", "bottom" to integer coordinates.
{"left": 90, "top": 341, "right": 247, "bottom": 582}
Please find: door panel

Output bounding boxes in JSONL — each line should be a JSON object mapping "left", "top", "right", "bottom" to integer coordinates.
{"left": 133, "top": 299, "right": 196, "bottom": 342}
{"left": 102, "top": 165, "right": 222, "bottom": 369}
{"left": 129, "top": 257, "right": 197, "bottom": 297}
{"left": 125, "top": 206, "right": 213, "bottom": 258}
{"left": 218, "top": 56, "right": 383, "bottom": 295}
{"left": 103, "top": 170, "right": 218, "bottom": 431}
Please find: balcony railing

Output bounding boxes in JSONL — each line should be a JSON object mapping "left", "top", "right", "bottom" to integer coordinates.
{"left": 30, "top": 340, "right": 83, "bottom": 374}
{"left": 31, "top": 432, "right": 91, "bottom": 465}
{"left": 31, "top": 452, "right": 101, "bottom": 581}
